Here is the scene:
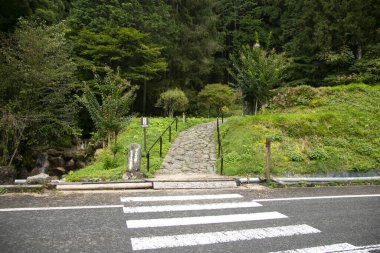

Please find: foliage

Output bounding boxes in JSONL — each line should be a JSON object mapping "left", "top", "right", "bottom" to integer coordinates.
{"left": 65, "top": 117, "right": 213, "bottom": 181}
{"left": 0, "top": 0, "right": 71, "bottom": 31}
{"left": 0, "top": 19, "right": 78, "bottom": 166}
{"left": 229, "top": 32, "right": 286, "bottom": 115}
{"left": 218, "top": 84, "right": 380, "bottom": 176}
{"left": 167, "top": 0, "right": 222, "bottom": 90}
{"left": 78, "top": 68, "right": 136, "bottom": 147}
{"left": 156, "top": 88, "right": 189, "bottom": 117}
{"left": 198, "top": 84, "right": 235, "bottom": 117}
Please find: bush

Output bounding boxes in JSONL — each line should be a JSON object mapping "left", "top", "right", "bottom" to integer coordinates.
{"left": 156, "top": 88, "right": 188, "bottom": 117}
{"left": 198, "top": 83, "right": 235, "bottom": 117}
{"left": 307, "top": 147, "right": 329, "bottom": 160}
{"left": 287, "top": 151, "right": 304, "bottom": 162}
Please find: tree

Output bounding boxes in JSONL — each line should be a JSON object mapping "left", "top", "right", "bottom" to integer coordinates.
{"left": 78, "top": 68, "right": 136, "bottom": 147}
{"left": 229, "top": 33, "right": 286, "bottom": 115}
{"left": 198, "top": 84, "right": 234, "bottom": 117}
{"left": 156, "top": 88, "right": 188, "bottom": 118}
{"left": 67, "top": 0, "right": 176, "bottom": 114}
{"left": 167, "top": 0, "right": 221, "bottom": 90}
{"left": 0, "top": 19, "right": 78, "bottom": 166}
{"left": 0, "top": 0, "right": 71, "bottom": 31}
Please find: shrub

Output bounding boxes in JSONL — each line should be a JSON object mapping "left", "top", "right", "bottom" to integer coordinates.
{"left": 198, "top": 83, "right": 235, "bottom": 117}
{"left": 287, "top": 151, "right": 304, "bottom": 162}
{"left": 156, "top": 88, "right": 188, "bottom": 117}
{"left": 307, "top": 147, "right": 329, "bottom": 160}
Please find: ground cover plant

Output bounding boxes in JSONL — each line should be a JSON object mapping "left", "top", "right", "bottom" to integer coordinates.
{"left": 65, "top": 117, "right": 212, "bottom": 181}
{"left": 218, "top": 83, "right": 380, "bottom": 176}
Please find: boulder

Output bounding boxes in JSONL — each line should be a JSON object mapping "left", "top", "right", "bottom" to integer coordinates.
{"left": 52, "top": 167, "right": 66, "bottom": 176}
{"left": 65, "top": 159, "right": 75, "bottom": 170}
{"left": 0, "top": 166, "right": 16, "bottom": 185}
{"left": 48, "top": 156, "right": 65, "bottom": 167}
{"left": 26, "top": 173, "right": 51, "bottom": 185}
{"left": 75, "top": 161, "right": 86, "bottom": 169}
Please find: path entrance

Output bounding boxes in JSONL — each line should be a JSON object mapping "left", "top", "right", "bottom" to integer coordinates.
{"left": 155, "top": 121, "right": 221, "bottom": 180}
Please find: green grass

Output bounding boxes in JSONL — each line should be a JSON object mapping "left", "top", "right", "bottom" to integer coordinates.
{"left": 218, "top": 83, "right": 380, "bottom": 177}
{"left": 65, "top": 117, "right": 213, "bottom": 182}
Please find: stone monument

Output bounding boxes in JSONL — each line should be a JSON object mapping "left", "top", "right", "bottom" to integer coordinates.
{"left": 123, "top": 143, "right": 142, "bottom": 179}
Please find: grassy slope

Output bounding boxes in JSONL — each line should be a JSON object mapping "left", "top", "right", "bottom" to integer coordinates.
{"left": 65, "top": 117, "right": 212, "bottom": 181}
{"left": 219, "top": 84, "right": 380, "bottom": 176}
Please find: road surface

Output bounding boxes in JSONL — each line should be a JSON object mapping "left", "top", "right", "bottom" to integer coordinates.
{"left": 0, "top": 186, "right": 379, "bottom": 253}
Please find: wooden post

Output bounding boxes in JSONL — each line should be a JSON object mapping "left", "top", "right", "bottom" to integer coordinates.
{"left": 265, "top": 137, "right": 271, "bottom": 181}
{"left": 169, "top": 125, "right": 172, "bottom": 143}
{"left": 159, "top": 137, "right": 162, "bottom": 157}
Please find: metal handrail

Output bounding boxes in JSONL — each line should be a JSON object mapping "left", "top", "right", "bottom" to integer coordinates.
{"left": 146, "top": 117, "right": 178, "bottom": 172}
{"left": 217, "top": 117, "right": 224, "bottom": 175}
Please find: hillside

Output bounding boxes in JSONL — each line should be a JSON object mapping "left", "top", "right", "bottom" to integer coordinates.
{"left": 219, "top": 84, "right": 380, "bottom": 176}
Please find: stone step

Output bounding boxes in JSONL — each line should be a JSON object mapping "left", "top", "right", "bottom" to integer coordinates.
{"left": 153, "top": 180, "right": 237, "bottom": 189}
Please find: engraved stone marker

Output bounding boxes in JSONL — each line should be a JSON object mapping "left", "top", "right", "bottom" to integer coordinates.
{"left": 124, "top": 143, "right": 142, "bottom": 179}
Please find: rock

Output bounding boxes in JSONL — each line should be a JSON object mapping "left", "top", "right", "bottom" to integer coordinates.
{"left": 47, "top": 149, "right": 62, "bottom": 157}
{"left": 66, "top": 159, "right": 75, "bottom": 170}
{"left": 124, "top": 143, "right": 142, "bottom": 179}
{"left": 0, "top": 166, "right": 16, "bottom": 185}
{"left": 52, "top": 167, "right": 66, "bottom": 176}
{"left": 26, "top": 173, "right": 51, "bottom": 185}
{"left": 75, "top": 161, "right": 86, "bottom": 169}
{"left": 48, "top": 156, "right": 65, "bottom": 167}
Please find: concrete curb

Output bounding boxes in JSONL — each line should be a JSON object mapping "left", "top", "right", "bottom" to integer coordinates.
{"left": 56, "top": 182, "right": 153, "bottom": 190}
{"left": 9, "top": 176, "right": 379, "bottom": 191}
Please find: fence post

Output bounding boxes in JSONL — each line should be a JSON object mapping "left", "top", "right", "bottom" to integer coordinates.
{"left": 169, "top": 125, "right": 172, "bottom": 143}
{"left": 175, "top": 117, "right": 178, "bottom": 131}
{"left": 146, "top": 152, "right": 150, "bottom": 172}
{"left": 220, "top": 156, "right": 224, "bottom": 175}
{"left": 217, "top": 118, "right": 221, "bottom": 157}
{"left": 159, "top": 137, "right": 163, "bottom": 157}
{"left": 265, "top": 137, "right": 271, "bottom": 181}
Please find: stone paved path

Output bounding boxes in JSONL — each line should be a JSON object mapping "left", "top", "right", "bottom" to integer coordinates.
{"left": 155, "top": 121, "right": 220, "bottom": 180}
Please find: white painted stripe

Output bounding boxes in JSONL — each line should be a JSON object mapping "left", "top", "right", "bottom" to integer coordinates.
{"left": 253, "top": 194, "right": 380, "bottom": 202}
{"left": 131, "top": 224, "right": 320, "bottom": 250}
{"left": 127, "top": 211, "right": 287, "bottom": 228}
{"left": 269, "top": 243, "right": 380, "bottom": 253}
{"left": 269, "top": 243, "right": 358, "bottom": 253}
{"left": 0, "top": 205, "right": 124, "bottom": 212}
{"left": 342, "top": 244, "right": 380, "bottom": 253}
{"left": 123, "top": 201, "right": 262, "bottom": 213}
{"left": 120, "top": 193, "right": 243, "bottom": 202}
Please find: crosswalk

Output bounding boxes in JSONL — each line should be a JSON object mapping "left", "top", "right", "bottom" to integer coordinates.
{"left": 120, "top": 193, "right": 379, "bottom": 252}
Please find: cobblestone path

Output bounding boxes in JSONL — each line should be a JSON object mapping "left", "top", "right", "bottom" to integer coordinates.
{"left": 155, "top": 121, "right": 218, "bottom": 179}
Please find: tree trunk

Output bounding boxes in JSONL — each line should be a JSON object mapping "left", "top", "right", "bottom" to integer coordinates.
{"left": 8, "top": 124, "right": 25, "bottom": 167}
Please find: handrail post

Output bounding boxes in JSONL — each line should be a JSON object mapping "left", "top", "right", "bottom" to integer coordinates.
{"left": 220, "top": 156, "right": 223, "bottom": 175}
{"left": 169, "top": 125, "right": 172, "bottom": 143}
{"left": 146, "top": 153, "right": 150, "bottom": 172}
{"left": 175, "top": 117, "right": 178, "bottom": 131}
{"left": 217, "top": 118, "right": 221, "bottom": 157}
{"left": 159, "top": 137, "right": 163, "bottom": 157}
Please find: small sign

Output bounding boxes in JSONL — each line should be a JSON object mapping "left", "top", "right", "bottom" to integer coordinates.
{"left": 141, "top": 117, "right": 148, "bottom": 128}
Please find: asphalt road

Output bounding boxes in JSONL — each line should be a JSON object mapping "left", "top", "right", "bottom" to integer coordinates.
{"left": 0, "top": 186, "right": 379, "bottom": 253}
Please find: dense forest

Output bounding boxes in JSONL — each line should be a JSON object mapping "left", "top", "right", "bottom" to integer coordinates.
{"left": 0, "top": 0, "right": 379, "bottom": 171}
